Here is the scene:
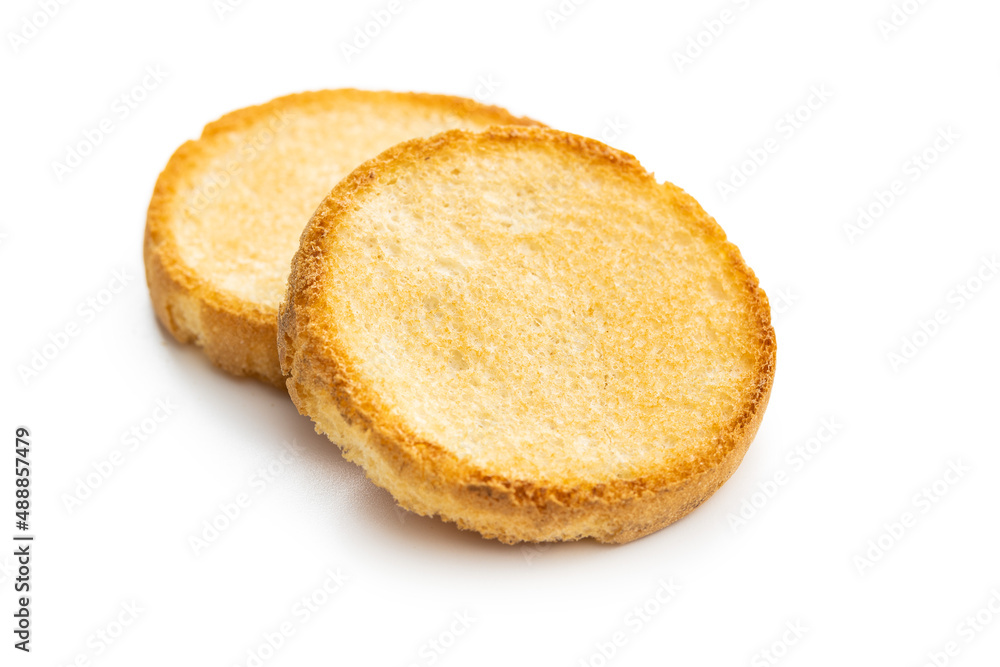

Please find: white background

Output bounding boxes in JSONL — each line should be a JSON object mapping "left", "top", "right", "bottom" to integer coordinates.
{"left": 3, "top": 0, "right": 999, "bottom": 665}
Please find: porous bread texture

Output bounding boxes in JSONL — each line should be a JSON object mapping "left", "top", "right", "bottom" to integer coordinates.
{"left": 279, "top": 126, "right": 776, "bottom": 544}
{"left": 144, "top": 89, "right": 542, "bottom": 386}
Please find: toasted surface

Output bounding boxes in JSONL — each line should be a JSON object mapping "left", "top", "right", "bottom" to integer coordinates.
{"left": 279, "top": 127, "right": 776, "bottom": 544}
{"left": 144, "top": 89, "right": 541, "bottom": 385}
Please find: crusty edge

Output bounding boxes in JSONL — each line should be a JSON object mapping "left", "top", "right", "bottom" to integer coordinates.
{"left": 143, "top": 89, "right": 544, "bottom": 388}
{"left": 279, "top": 126, "right": 777, "bottom": 544}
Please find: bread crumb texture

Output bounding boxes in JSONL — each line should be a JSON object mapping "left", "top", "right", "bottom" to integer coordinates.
{"left": 280, "top": 127, "right": 776, "bottom": 544}
{"left": 144, "top": 89, "right": 541, "bottom": 385}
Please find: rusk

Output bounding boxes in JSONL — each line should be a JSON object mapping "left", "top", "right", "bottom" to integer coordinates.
{"left": 144, "top": 89, "right": 541, "bottom": 386}
{"left": 279, "top": 126, "right": 776, "bottom": 544}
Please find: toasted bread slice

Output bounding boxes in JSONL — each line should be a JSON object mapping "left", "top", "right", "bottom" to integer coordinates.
{"left": 144, "top": 90, "right": 542, "bottom": 386}
{"left": 279, "top": 127, "right": 776, "bottom": 544}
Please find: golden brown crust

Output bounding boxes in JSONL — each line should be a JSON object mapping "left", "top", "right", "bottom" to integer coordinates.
{"left": 279, "top": 126, "right": 777, "bottom": 544}
{"left": 144, "top": 90, "right": 543, "bottom": 387}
